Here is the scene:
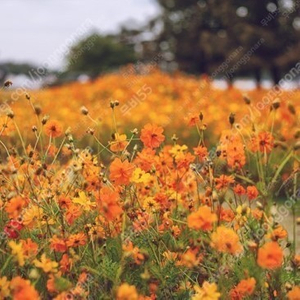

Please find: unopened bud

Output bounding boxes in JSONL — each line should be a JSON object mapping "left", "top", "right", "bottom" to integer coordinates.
{"left": 272, "top": 98, "right": 280, "bottom": 110}
{"left": 243, "top": 96, "right": 251, "bottom": 105}
{"left": 80, "top": 106, "right": 89, "bottom": 115}
{"left": 294, "top": 141, "right": 300, "bottom": 151}
{"left": 171, "top": 134, "right": 178, "bottom": 142}
{"left": 288, "top": 103, "right": 296, "bottom": 115}
{"left": 41, "top": 115, "right": 49, "bottom": 125}
{"left": 7, "top": 111, "right": 14, "bottom": 119}
{"left": 34, "top": 106, "right": 42, "bottom": 116}
{"left": 229, "top": 113, "right": 235, "bottom": 126}
{"left": 4, "top": 80, "right": 12, "bottom": 88}
{"left": 199, "top": 112, "right": 204, "bottom": 121}
{"left": 131, "top": 128, "right": 138, "bottom": 135}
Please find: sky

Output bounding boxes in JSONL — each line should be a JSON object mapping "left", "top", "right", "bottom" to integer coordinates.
{"left": 0, "top": 0, "right": 159, "bottom": 69}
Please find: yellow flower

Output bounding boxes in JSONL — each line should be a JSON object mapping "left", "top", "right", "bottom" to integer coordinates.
{"left": 192, "top": 282, "right": 221, "bottom": 300}
{"left": 72, "top": 191, "right": 96, "bottom": 211}
{"left": 34, "top": 253, "right": 58, "bottom": 273}
{"left": 131, "top": 168, "right": 151, "bottom": 184}
{"left": 0, "top": 276, "right": 10, "bottom": 298}
{"left": 22, "top": 205, "right": 44, "bottom": 228}
{"left": 169, "top": 144, "right": 188, "bottom": 158}
{"left": 143, "top": 197, "right": 160, "bottom": 212}
{"left": 8, "top": 241, "right": 25, "bottom": 267}
{"left": 116, "top": 283, "right": 138, "bottom": 300}
{"left": 235, "top": 205, "right": 250, "bottom": 226}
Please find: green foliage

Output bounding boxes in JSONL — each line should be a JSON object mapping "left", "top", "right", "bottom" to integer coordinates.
{"left": 66, "top": 34, "right": 136, "bottom": 77}
{"left": 150, "top": 0, "right": 300, "bottom": 83}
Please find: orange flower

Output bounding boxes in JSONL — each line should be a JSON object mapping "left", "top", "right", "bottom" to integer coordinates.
{"left": 122, "top": 241, "right": 145, "bottom": 265}
{"left": 65, "top": 204, "right": 82, "bottom": 225}
{"left": 234, "top": 184, "right": 246, "bottom": 196}
{"left": 44, "top": 120, "right": 63, "bottom": 138}
{"left": 226, "top": 138, "right": 246, "bottom": 169}
{"left": 219, "top": 207, "right": 235, "bottom": 222}
{"left": 5, "top": 196, "right": 27, "bottom": 218}
{"left": 230, "top": 277, "right": 256, "bottom": 299}
{"left": 249, "top": 131, "right": 274, "bottom": 153}
{"left": 134, "top": 148, "right": 156, "bottom": 172}
{"left": 258, "top": 131, "right": 274, "bottom": 153}
{"left": 50, "top": 235, "right": 68, "bottom": 253}
{"left": 21, "top": 238, "right": 38, "bottom": 258}
{"left": 97, "top": 186, "right": 123, "bottom": 220}
{"left": 177, "top": 247, "right": 202, "bottom": 268}
{"left": 110, "top": 133, "right": 128, "bottom": 152}
{"left": 246, "top": 186, "right": 259, "bottom": 200}
{"left": 187, "top": 114, "right": 199, "bottom": 127}
{"left": 140, "top": 123, "right": 165, "bottom": 149}
{"left": 215, "top": 175, "right": 235, "bottom": 190}
{"left": 60, "top": 254, "right": 72, "bottom": 273}
{"left": 109, "top": 158, "right": 134, "bottom": 185}
{"left": 10, "top": 276, "right": 39, "bottom": 300}
{"left": 211, "top": 226, "right": 243, "bottom": 255}
{"left": 66, "top": 232, "right": 87, "bottom": 248}
{"left": 269, "top": 226, "right": 288, "bottom": 241}
{"left": 116, "top": 283, "right": 138, "bottom": 300}
{"left": 293, "top": 255, "right": 300, "bottom": 267}
{"left": 288, "top": 286, "right": 300, "bottom": 300}
{"left": 187, "top": 206, "right": 217, "bottom": 231}
{"left": 257, "top": 242, "right": 283, "bottom": 269}
{"left": 193, "top": 146, "right": 208, "bottom": 161}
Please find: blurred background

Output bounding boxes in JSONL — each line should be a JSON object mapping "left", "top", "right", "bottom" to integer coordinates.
{"left": 1, "top": 0, "right": 300, "bottom": 89}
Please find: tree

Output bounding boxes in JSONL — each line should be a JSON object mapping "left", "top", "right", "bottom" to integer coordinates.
{"left": 0, "top": 65, "right": 8, "bottom": 85}
{"left": 149, "top": 0, "right": 300, "bottom": 85}
{"left": 65, "top": 34, "right": 137, "bottom": 78}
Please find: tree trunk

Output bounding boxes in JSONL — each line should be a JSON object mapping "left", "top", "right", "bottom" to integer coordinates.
{"left": 271, "top": 66, "right": 281, "bottom": 85}
{"left": 254, "top": 68, "right": 261, "bottom": 89}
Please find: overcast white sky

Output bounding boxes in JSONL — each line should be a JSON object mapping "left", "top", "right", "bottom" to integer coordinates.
{"left": 0, "top": 0, "right": 159, "bottom": 69}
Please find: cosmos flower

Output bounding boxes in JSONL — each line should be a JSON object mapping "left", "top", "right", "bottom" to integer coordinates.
{"left": 10, "top": 276, "right": 39, "bottom": 300}
{"left": 192, "top": 281, "right": 221, "bottom": 300}
{"left": 8, "top": 241, "right": 25, "bottom": 267}
{"left": 109, "top": 158, "right": 135, "bottom": 185}
{"left": 44, "top": 120, "right": 63, "bottom": 138}
{"left": 257, "top": 242, "right": 283, "bottom": 269}
{"left": 287, "top": 286, "right": 300, "bottom": 300}
{"left": 34, "top": 253, "right": 59, "bottom": 273}
{"left": 140, "top": 123, "right": 165, "bottom": 149}
{"left": 116, "top": 283, "right": 139, "bottom": 300}
{"left": 187, "top": 206, "right": 217, "bottom": 231}
{"left": 211, "top": 226, "right": 243, "bottom": 255}
{"left": 229, "top": 277, "right": 256, "bottom": 299}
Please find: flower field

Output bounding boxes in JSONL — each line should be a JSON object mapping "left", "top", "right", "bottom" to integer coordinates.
{"left": 0, "top": 71, "right": 300, "bottom": 299}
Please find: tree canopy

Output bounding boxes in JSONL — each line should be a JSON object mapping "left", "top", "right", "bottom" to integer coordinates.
{"left": 65, "top": 34, "right": 136, "bottom": 78}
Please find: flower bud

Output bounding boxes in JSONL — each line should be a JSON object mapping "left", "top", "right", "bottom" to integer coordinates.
{"left": 4, "top": 80, "right": 12, "bottom": 87}
{"left": 199, "top": 112, "right": 204, "bottom": 121}
{"left": 272, "top": 98, "right": 280, "bottom": 110}
{"left": 243, "top": 96, "right": 251, "bottom": 105}
{"left": 34, "top": 106, "right": 42, "bottom": 116}
{"left": 7, "top": 110, "right": 14, "bottom": 119}
{"left": 80, "top": 106, "right": 89, "bottom": 115}
{"left": 288, "top": 103, "right": 296, "bottom": 115}
{"left": 229, "top": 113, "right": 235, "bottom": 126}
{"left": 41, "top": 115, "right": 49, "bottom": 125}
